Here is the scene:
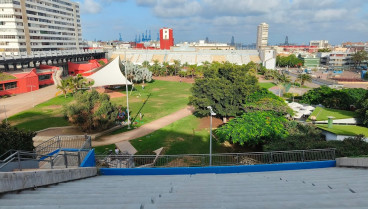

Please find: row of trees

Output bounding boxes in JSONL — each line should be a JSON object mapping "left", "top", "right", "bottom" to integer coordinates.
{"left": 276, "top": 54, "right": 304, "bottom": 68}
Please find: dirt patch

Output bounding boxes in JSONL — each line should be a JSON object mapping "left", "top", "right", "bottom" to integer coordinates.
{"left": 153, "top": 76, "right": 195, "bottom": 84}
{"left": 107, "top": 92, "right": 125, "bottom": 98}
{"left": 197, "top": 116, "right": 224, "bottom": 130}
{"left": 36, "top": 127, "right": 84, "bottom": 136}
{"left": 166, "top": 156, "right": 203, "bottom": 167}
{"left": 152, "top": 88, "right": 161, "bottom": 91}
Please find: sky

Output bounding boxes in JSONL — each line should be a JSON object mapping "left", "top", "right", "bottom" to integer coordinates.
{"left": 75, "top": 0, "right": 368, "bottom": 45}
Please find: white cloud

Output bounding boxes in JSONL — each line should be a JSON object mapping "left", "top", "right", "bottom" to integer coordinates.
{"left": 81, "top": 0, "right": 102, "bottom": 14}
{"left": 136, "top": 0, "right": 157, "bottom": 7}
{"left": 152, "top": 0, "right": 202, "bottom": 18}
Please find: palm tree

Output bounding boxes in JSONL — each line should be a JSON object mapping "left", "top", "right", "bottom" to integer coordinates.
{"left": 142, "top": 61, "right": 150, "bottom": 68}
{"left": 297, "top": 74, "right": 312, "bottom": 86}
{"left": 57, "top": 79, "right": 70, "bottom": 98}
{"left": 173, "top": 60, "right": 181, "bottom": 76}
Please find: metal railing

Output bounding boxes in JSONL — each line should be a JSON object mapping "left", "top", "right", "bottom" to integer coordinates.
{"left": 95, "top": 149, "right": 336, "bottom": 168}
{"left": 34, "top": 135, "right": 91, "bottom": 156}
{"left": 0, "top": 135, "right": 92, "bottom": 171}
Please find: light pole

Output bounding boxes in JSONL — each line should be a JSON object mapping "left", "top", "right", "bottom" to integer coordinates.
{"left": 124, "top": 50, "right": 131, "bottom": 129}
{"left": 207, "top": 106, "right": 216, "bottom": 166}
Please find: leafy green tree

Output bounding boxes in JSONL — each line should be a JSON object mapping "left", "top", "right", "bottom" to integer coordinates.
{"left": 297, "top": 74, "right": 312, "bottom": 86}
{"left": 302, "top": 86, "right": 367, "bottom": 110}
{"left": 318, "top": 48, "right": 331, "bottom": 52}
{"left": 0, "top": 122, "right": 36, "bottom": 155}
{"left": 243, "top": 97, "right": 294, "bottom": 116}
{"left": 64, "top": 90, "right": 118, "bottom": 132}
{"left": 216, "top": 111, "right": 289, "bottom": 147}
{"left": 276, "top": 54, "right": 304, "bottom": 67}
{"left": 190, "top": 62, "right": 259, "bottom": 122}
{"left": 68, "top": 74, "right": 94, "bottom": 93}
{"left": 142, "top": 61, "right": 150, "bottom": 68}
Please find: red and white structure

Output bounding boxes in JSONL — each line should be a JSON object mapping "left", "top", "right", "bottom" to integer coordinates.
{"left": 160, "top": 28, "right": 174, "bottom": 50}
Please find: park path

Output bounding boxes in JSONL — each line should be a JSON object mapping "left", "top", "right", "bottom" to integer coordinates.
{"left": 0, "top": 85, "right": 58, "bottom": 121}
{"left": 92, "top": 106, "right": 195, "bottom": 147}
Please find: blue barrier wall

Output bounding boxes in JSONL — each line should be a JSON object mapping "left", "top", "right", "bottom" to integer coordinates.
{"left": 100, "top": 160, "right": 336, "bottom": 176}
{"left": 81, "top": 149, "right": 96, "bottom": 167}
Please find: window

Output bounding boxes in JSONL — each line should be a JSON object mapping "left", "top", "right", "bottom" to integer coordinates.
{"left": 38, "top": 74, "right": 51, "bottom": 80}
{"left": 0, "top": 84, "right": 3, "bottom": 91}
{"left": 4, "top": 82, "right": 17, "bottom": 90}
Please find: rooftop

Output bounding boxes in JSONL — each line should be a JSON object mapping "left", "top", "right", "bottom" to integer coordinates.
{"left": 1, "top": 167, "right": 367, "bottom": 208}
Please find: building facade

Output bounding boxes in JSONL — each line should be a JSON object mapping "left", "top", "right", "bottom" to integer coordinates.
{"left": 159, "top": 27, "right": 173, "bottom": 50}
{"left": 309, "top": 40, "right": 329, "bottom": 49}
{"left": 256, "top": 22, "right": 268, "bottom": 50}
{"left": 0, "top": 0, "right": 82, "bottom": 55}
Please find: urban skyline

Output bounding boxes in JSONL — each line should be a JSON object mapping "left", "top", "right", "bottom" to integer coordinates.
{"left": 77, "top": 0, "right": 368, "bottom": 45}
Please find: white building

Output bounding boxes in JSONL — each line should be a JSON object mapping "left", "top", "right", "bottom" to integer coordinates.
{"left": 256, "top": 22, "right": 268, "bottom": 50}
{"left": 0, "top": 0, "right": 82, "bottom": 55}
{"left": 309, "top": 40, "right": 329, "bottom": 48}
{"left": 260, "top": 49, "right": 276, "bottom": 70}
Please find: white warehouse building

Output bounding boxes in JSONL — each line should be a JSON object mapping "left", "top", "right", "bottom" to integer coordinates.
{"left": 0, "top": 0, "right": 82, "bottom": 55}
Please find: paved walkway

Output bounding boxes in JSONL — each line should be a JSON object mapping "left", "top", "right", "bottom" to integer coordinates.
{"left": 0, "top": 85, "right": 58, "bottom": 121}
{"left": 92, "top": 106, "right": 195, "bottom": 146}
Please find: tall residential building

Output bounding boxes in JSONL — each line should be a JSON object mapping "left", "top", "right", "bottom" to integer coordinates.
{"left": 309, "top": 40, "right": 329, "bottom": 49}
{"left": 256, "top": 22, "right": 268, "bottom": 50}
{"left": 0, "top": 0, "right": 82, "bottom": 55}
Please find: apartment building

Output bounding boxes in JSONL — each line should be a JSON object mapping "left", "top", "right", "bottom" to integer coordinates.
{"left": 0, "top": 0, "right": 82, "bottom": 55}
{"left": 256, "top": 22, "right": 268, "bottom": 50}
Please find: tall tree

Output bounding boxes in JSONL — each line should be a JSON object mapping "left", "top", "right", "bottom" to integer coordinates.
{"left": 352, "top": 50, "right": 368, "bottom": 68}
{"left": 190, "top": 63, "right": 259, "bottom": 122}
{"left": 297, "top": 74, "right": 312, "bottom": 86}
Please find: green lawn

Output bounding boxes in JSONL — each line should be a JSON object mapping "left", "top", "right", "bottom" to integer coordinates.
{"left": 308, "top": 107, "right": 357, "bottom": 121}
{"left": 259, "top": 82, "right": 276, "bottom": 89}
{"left": 7, "top": 80, "right": 192, "bottom": 133}
{"left": 94, "top": 144, "right": 116, "bottom": 155}
{"left": 317, "top": 125, "right": 368, "bottom": 136}
{"left": 129, "top": 115, "right": 231, "bottom": 155}
{"left": 109, "top": 80, "right": 192, "bottom": 134}
{"left": 7, "top": 95, "right": 73, "bottom": 131}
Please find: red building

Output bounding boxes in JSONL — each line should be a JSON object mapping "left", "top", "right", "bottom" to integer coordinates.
{"left": 68, "top": 59, "right": 108, "bottom": 76}
{"left": 160, "top": 27, "right": 174, "bottom": 50}
{"left": 0, "top": 64, "right": 59, "bottom": 96}
{"left": 0, "top": 70, "right": 39, "bottom": 96}
{"left": 280, "top": 45, "right": 318, "bottom": 53}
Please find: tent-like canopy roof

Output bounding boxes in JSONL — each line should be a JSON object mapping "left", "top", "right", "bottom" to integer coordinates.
{"left": 87, "top": 56, "right": 132, "bottom": 87}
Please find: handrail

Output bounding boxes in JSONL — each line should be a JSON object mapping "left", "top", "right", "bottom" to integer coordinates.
{"left": 95, "top": 148, "right": 336, "bottom": 168}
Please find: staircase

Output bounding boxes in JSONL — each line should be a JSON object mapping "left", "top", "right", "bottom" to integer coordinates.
{"left": 1, "top": 167, "right": 367, "bottom": 208}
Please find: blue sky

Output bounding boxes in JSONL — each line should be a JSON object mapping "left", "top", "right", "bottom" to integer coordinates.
{"left": 75, "top": 0, "right": 368, "bottom": 45}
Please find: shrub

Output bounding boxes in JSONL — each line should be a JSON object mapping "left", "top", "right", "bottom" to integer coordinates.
{"left": 64, "top": 90, "right": 118, "bottom": 132}
{"left": 0, "top": 122, "right": 36, "bottom": 155}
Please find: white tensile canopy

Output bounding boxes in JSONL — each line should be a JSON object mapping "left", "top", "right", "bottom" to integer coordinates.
{"left": 87, "top": 56, "right": 132, "bottom": 87}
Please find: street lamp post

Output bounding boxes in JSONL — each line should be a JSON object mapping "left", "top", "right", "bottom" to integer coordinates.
{"left": 207, "top": 106, "right": 216, "bottom": 166}
{"left": 124, "top": 50, "right": 130, "bottom": 129}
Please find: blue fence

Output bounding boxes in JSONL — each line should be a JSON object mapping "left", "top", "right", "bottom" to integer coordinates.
{"left": 100, "top": 160, "right": 336, "bottom": 176}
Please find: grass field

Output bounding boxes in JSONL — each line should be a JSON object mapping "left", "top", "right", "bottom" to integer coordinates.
{"left": 7, "top": 80, "right": 192, "bottom": 132}
{"left": 109, "top": 80, "right": 192, "bottom": 134}
{"left": 308, "top": 107, "right": 357, "bottom": 121}
{"left": 259, "top": 82, "right": 276, "bottom": 89}
{"left": 129, "top": 115, "right": 231, "bottom": 155}
{"left": 7, "top": 95, "right": 73, "bottom": 131}
{"left": 317, "top": 124, "right": 368, "bottom": 136}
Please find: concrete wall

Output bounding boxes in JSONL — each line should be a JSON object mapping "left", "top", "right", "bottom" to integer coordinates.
{"left": 0, "top": 167, "right": 97, "bottom": 193}
{"left": 0, "top": 160, "right": 39, "bottom": 172}
{"left": 336, "top": 157, "right": 368, "bottom": 168}
{"left": 322, "top": 131, "right": 368, "bottom": 142}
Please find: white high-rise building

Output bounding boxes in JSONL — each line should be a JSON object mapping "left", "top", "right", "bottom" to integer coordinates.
{"left": 0, "top": 0, "right": 82, "bottom": 55}
{"left": 256, "top": 22, "right": 268, "bottom": 50}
